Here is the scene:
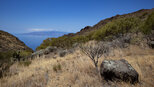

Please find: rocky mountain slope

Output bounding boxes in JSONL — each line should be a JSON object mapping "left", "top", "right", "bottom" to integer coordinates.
{"left": 37, "top": 8, "right": 154, "bottom": 50}
{"left": 0, "top": 30, "right": 33, "bottom": 78}
{"left": 70, "top": 8, "right": 154, "bottom": 36}
{"left": 0, "top": 30, "right": 33, "bottom": 52}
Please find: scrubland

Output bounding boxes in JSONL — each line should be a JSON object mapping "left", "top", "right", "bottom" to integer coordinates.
{"left": 0, "top": 45, "right": 154, "bottom": 87}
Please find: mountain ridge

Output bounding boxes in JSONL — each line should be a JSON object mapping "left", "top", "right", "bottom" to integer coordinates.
{"left": 37, "top": 8, "right": 154, "bottom": 50}
{"left": 67, "top": 8, "right": 154, "bottom": 37}
{"left": 0, "top": 30, "right": 33, "bottom": 52}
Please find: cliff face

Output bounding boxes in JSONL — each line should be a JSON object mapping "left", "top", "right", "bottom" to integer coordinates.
{"left": 0, "top": 30, "right": 33, "bottom": 52}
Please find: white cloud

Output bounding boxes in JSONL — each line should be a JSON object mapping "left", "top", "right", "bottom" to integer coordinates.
{"left": 28, "top": 28, "right": 53, "bottom": 32}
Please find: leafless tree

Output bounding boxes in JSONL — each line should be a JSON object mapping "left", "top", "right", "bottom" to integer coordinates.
{"left": 80, "top": 41, "right": 109, "bottom": 72}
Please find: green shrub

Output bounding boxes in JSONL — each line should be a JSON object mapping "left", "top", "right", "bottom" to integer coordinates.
{"left": 20, "top": 50, "right": 32, "bottom": 58}
{"left": 0, "top": 51, "right": 14, "bottom": 78}
{"left": 0, "top": 51, "right": 14, "bottom": 63}
{"left": 53, "top": 63, "right": 62, "bottom": 72}
{"left": 141, "top": 12, "right": 154, "bottom": 34}
{"left": 0, "top": 50, "right": 32, "bottom": 77}
{"left": 18, "top": 60, "right": 31, "bottom": 66}
{"left": 12, "top": 50, "right": 32, "bottom": 61}
{"left": 92, "top": 17, "right": 141, "bottom": 40}
{"left": 139, "top": 12, "right": 148, "bottom": 19}
{"left": 36, "top": 35, "right": 90, "bottom": 50}
{"left": 130, "top": 37, "right": 141, "bottom": 44}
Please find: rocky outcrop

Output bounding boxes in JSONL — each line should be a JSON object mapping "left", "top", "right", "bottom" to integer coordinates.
{"left": 148, "top": 34, "right": 154, "bottom": 48}
{"left": 30, "top": 46, "right": 57, "bottom": 59}
{"left": 111, "top": 33, "right": 131, "bottom": 48}
{"left": 58, "top": 49, "right": 74, "bottom": 57}
{"left": 58, "top": 50, "right": 67, "bottom": 57}
{"left": 100, "top": 59, "right": 139, "bottom": 84}
{"left": 149, "top": 41, "right": 154, "bottom": 48}
{"left": 30, "top": 46, "right": 74, "bottom": 59}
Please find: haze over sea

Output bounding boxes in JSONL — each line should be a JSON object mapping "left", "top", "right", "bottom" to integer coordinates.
{"left": 14, "top": 31, "right": 68, "bottom": 51}
{"left": 14, "top": 35, "right": 49, "bottom": 50}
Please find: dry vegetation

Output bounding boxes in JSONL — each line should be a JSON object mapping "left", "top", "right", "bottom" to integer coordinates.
{"left": 0, "top": 30, "right": 33, "bottom": 52}
{"left": 0, "top": 45, "right": 154, "bottom": 87}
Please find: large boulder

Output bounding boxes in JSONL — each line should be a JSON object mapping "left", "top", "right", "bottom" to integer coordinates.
{"left": 44, "top": 46, "right": 56, "bottom": 55}
{"left": 149, "top": 41, "right": 154, "bottom": 48}
{"left": 30, "top": 46, "right": 58, "bottom": 59}
{"left": 100, "top": 59, "right": 139, "bottom": 84}
{"left": 45, "top": 46, "right": 57, "bottom": 53}
{"left": 30, "top": 50, "right": 44, "bottom": 59}
{"left": 58, "top": 50, "right": 68, "bottom": 57}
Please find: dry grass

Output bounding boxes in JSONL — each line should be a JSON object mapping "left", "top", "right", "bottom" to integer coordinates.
{"left": 0, "top": 45, "right": 154, "bottom": 87}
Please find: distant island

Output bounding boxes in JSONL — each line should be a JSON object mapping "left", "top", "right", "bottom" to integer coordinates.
{"left": 14, "top": 31, "right": 69, "bottom": 50}
{"left": 17, "top": 31, "right": 69, "bottom": 37}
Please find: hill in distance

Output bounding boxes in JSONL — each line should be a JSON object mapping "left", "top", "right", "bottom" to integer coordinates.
{"left": 0, "top": 30, "right": 33, "bottom": 52}
{"left": 18, "top": 31, "right": 69, "bottom": 37}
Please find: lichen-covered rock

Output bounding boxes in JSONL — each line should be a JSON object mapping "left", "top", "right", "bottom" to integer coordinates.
{"left": 58, "top": 50, "right": 67, "bottom": 57}
{"left": 149, "top": 41, "right": 154, "bottom": 48}
{"left": 30, "top": 46, "right": 58, "bottom": 59}
{"left": 100, "top": 59, "right": 139, "bottom": 84}
{"left": 30, "top": 50, "right": 44, "bottom": 59}
{"left": 45, "top": 46, "right": 57, "bottom": 53}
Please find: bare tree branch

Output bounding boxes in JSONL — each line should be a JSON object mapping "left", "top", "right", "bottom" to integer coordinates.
{"left": 79, "top": 41, "right": 109, "bottom": 72}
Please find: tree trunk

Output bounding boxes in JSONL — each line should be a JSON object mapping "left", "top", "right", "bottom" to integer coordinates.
{"left": 94, "top": 62, "right": 99, "bottom": 73}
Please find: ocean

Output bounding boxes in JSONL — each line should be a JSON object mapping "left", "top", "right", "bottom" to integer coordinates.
{"left": 15, "top": 35, "right": 55, "bottom": 51}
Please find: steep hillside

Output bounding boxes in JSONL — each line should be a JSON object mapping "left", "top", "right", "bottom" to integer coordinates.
{"left": 73, "top": 8, "right": 154, "bottom": 36}
{"left": 37, "top": 8, "right": 154, "bottom": 50}
{"left": 0, "top": 30, "right": 33, "bottom": 52}
{"left": 0, "top": 30, "right": 33, "bottom": 78}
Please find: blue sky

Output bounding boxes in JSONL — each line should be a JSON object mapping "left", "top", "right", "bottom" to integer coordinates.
{"left": 0, "top": 0, "right": 154, "bottom": 33}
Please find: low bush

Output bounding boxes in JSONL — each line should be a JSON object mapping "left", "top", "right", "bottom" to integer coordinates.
{"left": 92, "top": 17, "right": 141, "bottom": 40}
{"left": 0, "top": 51, "right": 14, "bottom": 77}
{"left": 18, "top": 60, "right": 31, "bottom": 66}
{"left": 37, "top": 35, "right": 90, "bottom": 50}
{"left": 0, "top": 50, "right": 32, "bottom": 77}
{"left": 141, "top": 12, "right": 154, "bottom": 34}
{"left": 53, "top": 63, "right": 62, "bottom": 72}
{"left": 20, "top": 50, "right": 32, "bottom": 58}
